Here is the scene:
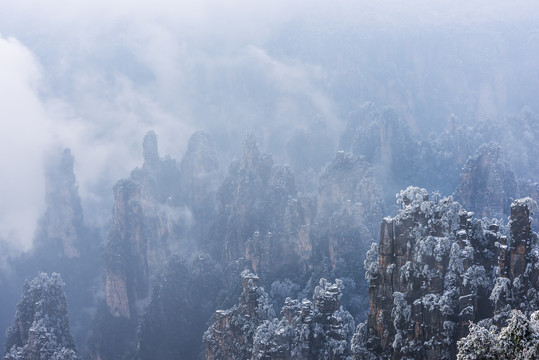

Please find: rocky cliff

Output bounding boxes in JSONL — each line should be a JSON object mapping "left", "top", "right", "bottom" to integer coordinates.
{"left": 92, "top": 117, "right": 539, "bottom": 360}
{"left": 518, "top": 180, "right": 539, "bottom": 230}
{"left": 194, "top": 186, "right": 539, "bottom": 360}
{"left": 359, "top": 188, "right": 538, "bottom": 360}
{"left": 92, "top": 131, "right": 222, "bottom": 359}
{"left": 285, "top": 117, "right": 335, "bottom": 193}
{"left": 104, "top": 130, "right": 209, "bottom": 319}
{"left": 340, "top": 103, "right": 539, "bottom": 203}
{"left": 6, "top": 148, "right": 101, "bottom": 355}
{"left": 490, "top": 197, "right": 539, "bottom": 323}
{"left": 339, "top": 103, "right": 421, "bottom": 197}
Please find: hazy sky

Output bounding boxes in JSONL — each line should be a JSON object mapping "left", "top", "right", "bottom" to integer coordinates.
{"left": 0, "top": 0, "right": 538, "bottom": 257}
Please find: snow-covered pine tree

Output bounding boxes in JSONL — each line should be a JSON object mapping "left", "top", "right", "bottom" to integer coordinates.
{"left": 457, "top": 310, "right": 539, "bottom": 359}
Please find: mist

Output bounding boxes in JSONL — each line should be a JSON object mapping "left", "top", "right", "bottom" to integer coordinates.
{"left": 1, "top": 0, "right": 538, "bottom": 255}
{"left": 1, "top": 1, "right": 539, "bottom": 358}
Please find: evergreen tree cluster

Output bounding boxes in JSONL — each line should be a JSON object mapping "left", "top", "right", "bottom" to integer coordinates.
{"left": 457, "top": 310, "right": 539, "bottom": 359}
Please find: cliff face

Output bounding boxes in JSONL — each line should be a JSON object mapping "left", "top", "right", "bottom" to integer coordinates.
{"left": 103, "top": 131, "right": 187, "bottom": 319}
{"left": 92, "top": 118, "right": 539, "bottom": 359}
{"left": 104, "top": 161, "right": 180, "bottom": 317}
{"left": 212, "top": 132, "right": 278, "bottom": 263}
{"left": 2, "top": 148, "right": 102, "bottom": 358}
{"left": 93, "top": 131, "right": 223, "bottom": 359}
{"left": 366, "top": 188, "right": 488, "bottom": 359}
{"left": 340, "top": 103, "right": 538, "bottom": 203}
{"left": 241, "top": 149, "right": 385, "bottom": 278}
{"left": 362, "top": 188, "right": 538, "bottom": 360}
{"left": 100, "top": 131, "right": 363, "bottom": 358}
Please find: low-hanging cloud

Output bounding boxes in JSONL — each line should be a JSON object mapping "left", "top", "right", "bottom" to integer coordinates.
{"left": 0, "top": 36, "right": 50, "bottom": 253}
{"left": 0, "top": 0, "right": 538, "bottom": 261}
{"left": 0, "top": 34, "right": 197, "bottom": 256}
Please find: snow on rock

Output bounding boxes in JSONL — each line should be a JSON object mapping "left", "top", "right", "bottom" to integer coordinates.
{"left": 205, "top": 274, "right": 355, "bottom": 360}
{"left": 357, "top": 189, "right": 539, "bottom": 360}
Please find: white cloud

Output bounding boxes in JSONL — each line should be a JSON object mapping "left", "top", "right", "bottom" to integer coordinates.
{"left": 0, "top": 0, "right": 538, "bottom": 258}
{"left": 0, "top": 36, "right": 50, "bottom": 252}
{"left": 0, "top": 33, "right": 196, "bottom": 256}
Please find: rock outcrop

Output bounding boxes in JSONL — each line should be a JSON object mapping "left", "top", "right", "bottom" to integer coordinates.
{"left": 517, "top": 180, "right": 539, "bottom": 231}
{"left": 365, "top": 187, "right": 492, "bottom": 359}
{"left": 491, "top": 197, "right": 539, "bottom": 322}
{"left": 204, "top": 188, "right": 539, "bottom": 360}
{"left": 454, "top": 142, "right": 539, "bottom": 232}
{"left": 454, "top": 142, "right": 517, "bottom": 220}
{"left": 3, "top": 148, "right": 102, "bottom": 358}
{"left": 4, "top": 273, "right": 78, "bottom": 360}
{"left": 39, "top": 148, "right": 84, "bottom": 258}
{"left": 340, "top": 103, "right": 539, "bottom": 202}
{"left": 211, "top": 132, "right": 316, "bottom": 276}
{"left": 102, "top": 130, "right": 222, "bottom": 320}
{"left": 359, "top": 187, "right": 538, "bottom": 360}
{"left": 251, "top": 278, "right": 355, "bottom": 360}
{"left": 204, "top": 271, "right": 275, "bottom": 360}
{"left": 92, "top": 131, "right": 224, "bottom": 359}
{"left": 104, "top": 131, "right": 184, "bottom": 318}
{"left": 204, "top": 274, "right": 355, "bottom": 360}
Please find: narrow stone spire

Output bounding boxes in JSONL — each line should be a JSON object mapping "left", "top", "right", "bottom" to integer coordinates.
{"left": 143, "top": 130, "right": 159, "bottom": 169}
